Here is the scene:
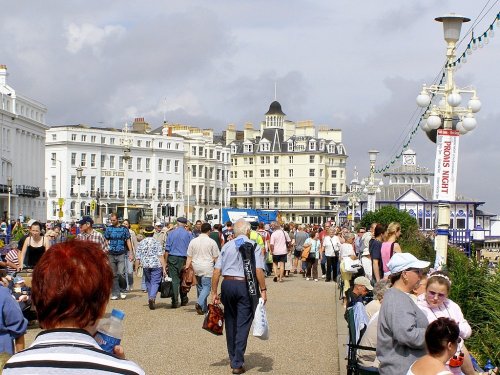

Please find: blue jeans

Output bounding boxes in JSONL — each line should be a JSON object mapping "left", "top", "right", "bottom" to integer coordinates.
{"left": 108, "top": 253, "right": 126, "bottom": 297}
{"left": 195, "top": 275, "right": 211, "bottom": 312}
{"left": 144, "top": 267, "right": 163, "bottom": 300}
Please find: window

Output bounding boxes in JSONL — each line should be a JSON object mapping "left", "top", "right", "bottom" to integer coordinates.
{"left": 118, "top": 178, "right": 124, "bottom": 195}
{"left": 71, "top": 153, "right": 76, "bottom": 166}
{"left": 91, "top": 135, "right": 96, "bottom": 143}
{"left": 145, "top": 179, "right": 150, "bottom": 194}
{"left": 51, "top": 176, "right": 56, "bottom": 191}
{"left": 51, "top": 153, "right": 56, "bottom": 167}
{"left": 457, "top": 218, "right": 466, "bottom": 229}
{"left": 274, "top": 156, "right": 279, "bottom": 163}
{"left": 244, "top": 171, "right": 249, "bottom": 178}
{"left": 260, "top": 143, "right": 270, "bottom": 152}
{"left": 146, "top": 141, "right": 151, "bottom": 148}
{"left": 274, "top": 183, "right": 279, "bottom": 193}
{"left": 244, "top": 157, "right": 248, "bottom": 165}
{"left": 274, "top": 169, "right": 279, "bottom": 177}
{"left": 119, "top": 156, "right": 124, "bottom": 170}
{"left": 110, "top": 156, "right": 115, "bottom": 169}
{"left": 310, "top": 155, "right": 315, "bottom": 163}
{"left": 166, "top": 181, "right": 171, "bottom": 195}
{"left": 137, "top": 158, "right": 142, "bottom": 170}
{"left": 309, "top": 141, "right": 316, "bottom": 150}
{"left": 217, "top": 151, "right": 221, "bottom": 160}
{"left": 244, "top": 144, "right": 253, "bottom": 153}
{"left": 192, "top": 167, "right": 197, "bottom": 177}
{"left": 260, "top": 183, "right": 265, "bottom": 192}
{"left": 109, "top": 177, "right": 115, "bottom": 193}
{"left": 320, "top": 169, "right": 323, "bottom": 177}
{"left": 136, "top": 179, "right": 141, "bottom": 195}
{"left": 309, "top": 182, "right": 315, "bottom": 191}
{"left": 71, "top": 134, "right": 77, "bottom": 141}
{"left": 100, "top": 155, "right": 105, "bottom": 168}
{"left": 158, "top": 159, "right": 163, "bottom": 172}
{"left": 260, "top": 156, "right": 265, "bottom": 164}
{"left": 328, "top": 144, "right": 335, "bottom": 153}
{"left": 90, "top": 154, "right": 96, "bottom": 167}
{"left": 233, "top": 158, "right": 238, "bottom": 166}
{"left": 266, "top": 169, "right": 270, "bottom": 177}
{"left": 289, "top": 156, "right": 293, "bottom": 164}
{"left": 90, "top": 176, "right": 96, "bottom": 195}
{"left": 110, "top": 138, "right": 115, "bottom": 145}
{"left": 287, "top": 142, "right": 293, "bottom": 151}
{"left": 137, "top": 140, "right": 142, "bottom": 147}
{"left": 289, "top": 169, "right": 293, "bottom": 177}
{"left": 249, "top": 158, "right": 254, "bottom": 165}
{"left": 175, "top": 143, "right": 179, "bottom": 150}
{"left": 331, "top": 184, "right": 337, "bottom": 194}
{"left": 146, "top": 158, "right": 151, "bottom": 172}
{"left": 100, "top": 177, "right": 105, "bottom": 193}
{"left": 101, "top": 137, "right": 106, "bottom": 144}
{"left": 158, "top": 141, "right": 163, "bottom": 148}
{"left": 166, "top": 160, "right": 170, "bottom": 172}
{"left": 174, "top": 160, "right": 179, "bottom": 173}
{"left": 331, "top": 170, "right": 337, "bottom": 178}
{"left": 209, "top": 150, "right": 214, "bottom": 159}
{"left": 309, "top": 198, "right": 315, "bottom": 209}
{"left": 309, "top": 169, "right": 315, "bottom": 177}
{"left": 81, "top": 153, "right": 87, "bottom": 167}
{"left": 52, "top": 134, "right": 57, "bottom": 141}
{"left": 289, "top": 182, "right": 293, "bottom": 192}
{"left": 81, "top": 135, "right": 87, "bottom": 142}
{"left": 174, "top": 181, "right": 179, "bottom": 191}
{"left": 192, "top": 146, "right": 197, "bottom": 156}
{"left": 249, "top": 171, "right": 253, "bottom": 178}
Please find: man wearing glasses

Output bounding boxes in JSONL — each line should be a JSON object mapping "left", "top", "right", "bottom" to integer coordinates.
{"left": 76, "top": 216, "right": 108, "bottom": 253}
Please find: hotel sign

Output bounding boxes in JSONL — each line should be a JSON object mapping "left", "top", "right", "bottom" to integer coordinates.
{"left": 433, "top": 129, "right": 460, "bottom": 201}
{"left": 101, "top": 170, "right": 125, "bottom": 177}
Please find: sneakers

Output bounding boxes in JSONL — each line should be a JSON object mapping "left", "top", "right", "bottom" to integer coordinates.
{"left": 111, "top": 296, "right": 118, "bottom": 300}
{"left": 314, "top": 279, "right": 319, "bottom": 282}
{"left": 148, "top": 299, "right": 155, "bottom": 310}
{"left": 321, "top": 275, "right": 326, "bottom": 279}
{"left": 120, "top": 293, "right": 126, "bottom": 300}
{"left": 306, "top": 277, "right": 310, "bottom": 281}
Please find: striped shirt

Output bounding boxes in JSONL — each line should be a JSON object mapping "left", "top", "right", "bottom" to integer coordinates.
{"left": 76, "top": 230, "right": 109, "bottom": 252}
{"left": 3, "top": 328, "right": 145, "bottom": 374}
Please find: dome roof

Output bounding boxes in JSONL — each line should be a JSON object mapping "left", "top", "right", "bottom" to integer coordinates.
{"left": 265, "top": 101, "right": 286, "bottom": 116}
{"left": 403, "top": 148, "right": 416, "bottom": 155}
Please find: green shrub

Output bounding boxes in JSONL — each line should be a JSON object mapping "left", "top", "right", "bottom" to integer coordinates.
{"left": 358, "top": 206, "right": 419, "bottom": 241}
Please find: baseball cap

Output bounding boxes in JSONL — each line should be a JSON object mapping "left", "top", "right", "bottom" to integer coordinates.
{"left": 27, "top": 219, "right": 36, "bottom": 227}
{"left": 354, "top": 276, "right": 373, "bottom": 291}
{"left": 77, "top": 216, "right": 94, "bottom": 226}
{"left": 155, "top": 221, "right": 162, "bottom": 227}
{"left": 387, "top": 253, "right": 430, "bottom": 274}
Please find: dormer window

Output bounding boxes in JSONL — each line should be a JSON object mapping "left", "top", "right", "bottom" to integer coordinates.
{"left": 309, "top": 140, "right": 316, "bottom": 150}
{"left": 260, "top": 142, "right": 270, "bottom": 152}
{"left": 337, "top": 145, "right": 344, "bottom": 154}
{"left": 231, "top": 145, "right": 237, "bottom": 154}
{"left": 244, "top": 144, "right": 253, "bottom": 153}
{"left": 319, "top": 141, "right": 325, "bottom": 151}
{"left": 287, "top": 141, "right": 293, "bottom": 151}
{"left": 327, "top": 144, "right": 335, "bottom": 153}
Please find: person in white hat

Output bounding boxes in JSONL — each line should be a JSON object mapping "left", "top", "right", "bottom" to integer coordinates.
{"left": 376, "top": 252, "right": 430, "bottom": 375}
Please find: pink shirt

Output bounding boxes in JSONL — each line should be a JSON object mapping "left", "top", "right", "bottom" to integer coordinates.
{"left": 270, "top": 230, "right": 290, "bottom": 255}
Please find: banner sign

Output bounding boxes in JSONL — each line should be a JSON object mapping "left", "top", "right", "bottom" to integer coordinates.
{"left": 433, "top": 129, "right": 460, "bottom": 201}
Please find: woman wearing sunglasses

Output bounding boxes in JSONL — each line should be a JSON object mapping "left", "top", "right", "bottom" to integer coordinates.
{"left": 406, "top": 317, "right": 461, "bottom": 375}
{"left": 417, "top": 271, "right": 476, "bottom": 375}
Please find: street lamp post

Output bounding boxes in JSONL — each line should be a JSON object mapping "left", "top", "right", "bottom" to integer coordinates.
{"left": 76, "top": 166, "right": 83, "bottom": 219}
{"left": 151, "top": 186, "right": 157, "bottom": 224}
{"left": 7, "top": 177, "right": 12, "bottom": 234}
{"left": 416, "top": 13, "right": 480, "bottom": 268}
{"left": 122, "top": 122, "right": 132, "bottom": 220}
{"left": 331, "top": 201, "right": 340, "bottom": 226}
{"left": 347, "top": 193, "right": 360, "bottom": 232}
{"left": 361, "top": 150, "right": 384, "bottom": 212}
{"left": 51, "top": 156, "right": 64, "bottom": 220}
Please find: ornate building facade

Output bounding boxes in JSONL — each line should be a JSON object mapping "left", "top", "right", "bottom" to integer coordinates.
{"left": 226, "top": 100, "right": 348, "bottom": 224}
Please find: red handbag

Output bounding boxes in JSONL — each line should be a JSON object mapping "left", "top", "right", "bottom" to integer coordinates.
{"left": 202, "top": 303, "right": 224, "bottom": 336}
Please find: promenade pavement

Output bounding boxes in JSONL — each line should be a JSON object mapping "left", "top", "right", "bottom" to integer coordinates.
{"left": 25, "top": 273, "right": 345, "bottom": 374}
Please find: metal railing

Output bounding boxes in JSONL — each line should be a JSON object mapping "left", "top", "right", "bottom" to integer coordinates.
{"left": 231, "top": 190, "right": 334, "bottom": 196}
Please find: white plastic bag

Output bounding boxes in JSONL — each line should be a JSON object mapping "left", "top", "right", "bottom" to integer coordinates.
{"left": 252, "top": 298, "right": 269, "bottom": 340}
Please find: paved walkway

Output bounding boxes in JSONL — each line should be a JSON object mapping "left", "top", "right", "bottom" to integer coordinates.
{"left": 25, "top": 274, "right": 343, "bottom": 374}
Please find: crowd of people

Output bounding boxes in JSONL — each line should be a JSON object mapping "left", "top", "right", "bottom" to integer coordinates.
{"left": 0, "top": 214, "right": 497, "bottom": 374}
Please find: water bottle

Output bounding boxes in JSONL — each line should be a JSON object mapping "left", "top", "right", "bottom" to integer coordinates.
{"left": 484, "top": 359, "right": 495, "bottom": 372}
{"left": 95, "top": 309, "right": 125, "bottom": 353}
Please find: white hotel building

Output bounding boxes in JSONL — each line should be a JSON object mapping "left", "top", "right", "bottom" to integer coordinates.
{"left": 226, "top": 100, "right": 348, "bottom": 224}
{"left": 45, "top": 118, "right": 231, "bottom": 223}
{"left": 0, "top": 65, "right": 48, "bottom": 223}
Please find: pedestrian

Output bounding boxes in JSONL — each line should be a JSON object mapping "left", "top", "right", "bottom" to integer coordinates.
{"left": 3, "top": 240, "right": 144, "bottom": 374}
{"left": 377, "top": 252, "right": 430, "bottom": 375}
{"left": 283, "top": 223, "right": 294, "bottom": 277}
{"left": 165, "top": 217, "right": 193, "bottom": 308}
{"left": 135, "top": 226, "right": 166, "bottom": 310}
{"left": 379, "top": 222, "right": 402, "bottom": 278}
{"left": 370, "top": 223, "right": 386, "bottom": 282}
{"left": 321, "top": 227, "right": 341, "bottom": 282}
{"left": 222, "top": 221, "right": 234, "bottom": 242}
{"left": 210, "top": 219, "right": 267, "bottom": 374}
{"left": 76, "top": 216, "right": 108, "bottom": 252}
{"left": 153, "top": 222, "right": 168, "bottom": 249}
{"left": 346, "top": 276, "right": 373, "bottom": 308}
{"left": 304, "top": 231, "right": 321, "bottom": 282}
{"left": 185, "top": 223, "right": 219, "bottom": 314}
{"left": 0, "top": 275, "right": 27, "bottom": 355}
{"left": 122, "top": 219, "right": 137, "bottom": 291}
{"left": 291, "top": 224, "right": 307, "bottom": 274}
{"left": 192, "top": 220, "right": 202, "bottom": 238}
{"left": 18, "top": 221, "right": 51, "bottom": 270}
{"left": 209, "top": 224, "right": 223, "bottom": 250}
{"left": 339, "top": 232, "right": 357, "bottom": 304}
{"left": 256, "top": 222, "right": 272, "bottom": 276}
{"left": 269, "top": 222, "right": 290, "bottom": 282}
{"left": 360, "top": 246, "right": 373, "bottom": 282}
{"left": 104, "top": 213, "right": 132, "bottom": 300}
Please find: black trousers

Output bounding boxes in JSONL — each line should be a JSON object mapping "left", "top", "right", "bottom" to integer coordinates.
{"left": 221, "top": 280, "right": 253, "bottom": 369}
{"left": 325, "top": 256, "right": 339, "bottom": 281}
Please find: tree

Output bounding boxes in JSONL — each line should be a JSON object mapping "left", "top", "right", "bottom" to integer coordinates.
{"left": 358, "top": 206, "right": 418, "bottom": 240}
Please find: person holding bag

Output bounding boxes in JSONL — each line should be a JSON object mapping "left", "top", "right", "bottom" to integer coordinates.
{"left": 304, "top": 231, "right": 321, "bottom": 282}
{"left": 321, "top": 227, "right": 341, "bottom": 282}
{"left": 210, "top": 219, "right": 267, "bottom": 375}
{"left": 339, "top": 232, "right": 357, "bottom": 305}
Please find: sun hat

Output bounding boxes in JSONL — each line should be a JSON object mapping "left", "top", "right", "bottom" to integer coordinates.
{"left": 387, "top": 252, "right": 430, "bottom": 274}
{"left": 354, "top": 276, "right": 373, "bottom": 291}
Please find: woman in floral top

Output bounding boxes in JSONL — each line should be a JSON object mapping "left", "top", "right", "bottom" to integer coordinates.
{"left": 135, "top": 226, "right": 167, "bottom": 310}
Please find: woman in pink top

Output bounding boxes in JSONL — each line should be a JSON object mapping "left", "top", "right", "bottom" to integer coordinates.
{"left": 380, "top": 222, "right": 402, "bottom": 277}
{"left": 417, "top": 271, "right": 475, "bottom": 375}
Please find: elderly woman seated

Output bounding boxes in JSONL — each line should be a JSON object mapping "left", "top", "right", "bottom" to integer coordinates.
{"left": 3, "top": 240, "right": 144, "bottom": 374}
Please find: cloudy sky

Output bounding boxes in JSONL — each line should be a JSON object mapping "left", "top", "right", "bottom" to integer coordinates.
{"left": 2, "top": 1, "right": 499, "bottom": 213}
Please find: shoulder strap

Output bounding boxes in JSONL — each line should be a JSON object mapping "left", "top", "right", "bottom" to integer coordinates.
{"left": 390, "top": 242, "right": 395, "bottom": 258}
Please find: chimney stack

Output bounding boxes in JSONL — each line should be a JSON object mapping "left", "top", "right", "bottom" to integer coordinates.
{"left": 0, "top": 65, "right": 7, "bottom": 86}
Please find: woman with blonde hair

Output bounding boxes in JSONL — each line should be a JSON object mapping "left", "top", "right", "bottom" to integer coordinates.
{"left": 380, "top": 222, "right": 402, "bottom": 278}
{"left": 339, "top": 232, "right": 357, "bottom": 305}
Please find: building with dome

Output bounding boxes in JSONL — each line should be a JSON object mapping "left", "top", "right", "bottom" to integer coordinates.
{"left": 335, "top": 149, "right": 496, "bottom": 249}
{"left": 225, "top": 100, "right": 348, "bottom": 224}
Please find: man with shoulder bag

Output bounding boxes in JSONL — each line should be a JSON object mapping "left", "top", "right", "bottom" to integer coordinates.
{"left": 211, "top": 219, "right": 267, "bottom": 375}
